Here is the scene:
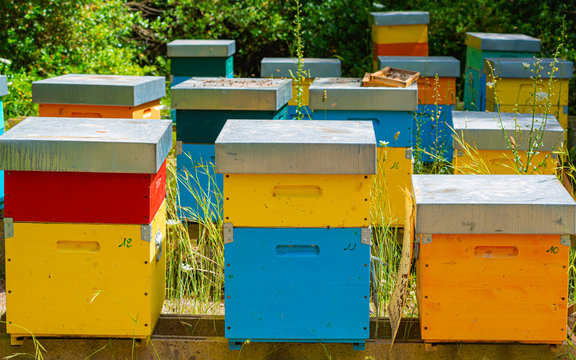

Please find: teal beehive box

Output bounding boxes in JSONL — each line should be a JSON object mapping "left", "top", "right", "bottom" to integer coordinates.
{"left": 463, "top": 33, "right": 540, "bottom": 111}
{"left": 168, "top": 40, "right": 235, "bottom": 84}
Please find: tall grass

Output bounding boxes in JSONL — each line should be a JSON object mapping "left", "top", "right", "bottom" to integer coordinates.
{"left": 164, "top": 152, "right": 224, "bottom": 315}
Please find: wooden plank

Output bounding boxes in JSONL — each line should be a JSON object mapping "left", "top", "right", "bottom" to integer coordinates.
{"left": 388, "top": 189, "right": 414, "bottom": 346}
{"left": 0, "top": 314, "right": 569, "bottom": 360}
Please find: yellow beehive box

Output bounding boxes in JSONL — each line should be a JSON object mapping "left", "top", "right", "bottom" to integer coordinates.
{"left": 223, "top": 173, "right": 370, "bottom": 227}
{"left": 452, "top": 111, "right": 563, "bottom": 175}
{"left": 484, "top": 58, "right": 573, "bottom": 131}
{"left": 372, "top": 147, "right": 413, "bottom": 227}
{"left": 5, "top": 201, "right": 166, "bottom": 342}
{"left": 485, "top": 101, "right": 568, "bottom": 132}
{"left": 413, "top": 175, "right": 575, "bottom": 344}
{"left": 370, "top": 11, "right": 429, "bottom": 45}
{"left": 215, "top": 120, "right": 376, "bottom": 228}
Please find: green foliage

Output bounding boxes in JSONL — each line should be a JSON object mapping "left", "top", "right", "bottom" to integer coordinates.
{"left": 0, "top": 0, "right": 575, "bottom": 118}
{"left": 0, "top": 1, "right": 157, "bottom": 118}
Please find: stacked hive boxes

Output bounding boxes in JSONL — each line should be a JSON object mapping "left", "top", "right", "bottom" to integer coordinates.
{"left": 260, "top": 57, "right": 341, "bottom": 119}
{"left": 370, "top": 11, "right": 429, "bottom": 69}
{"left": 463, "top": 33, "right": 541, "bottom": 111}
{"left": 1, "top": 117, "right": 172, "bottom": 343}
{"left": 167, "top": 40, "right": 235, "bottom": 85}
{"left": 171, "top": 78, "right": 292, "bottom": 220}
{"left": 452, "top": 111, "right": 563, "bottom": 175}
{"left": 309, "top": 78, "right": 417, "bottom": 227}
{"left": 378, "top": 56, "right": 460, "bottom": 162}
{"left": 413, "top": 175, "right": 575, "bottom": 344}
{"left": 0, "top": 75, "right": 7, "bottom": 206}
{"left": 32, "top": 74, "right": 165, "bottom": 119}
{"left": 484, "top": 58, "right": 574, "bottom": 132}
{"left": 216, "top": 120, "right": 375, "bottom": 350}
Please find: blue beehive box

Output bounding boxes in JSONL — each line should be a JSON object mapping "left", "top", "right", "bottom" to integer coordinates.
{"left": 224, "top": 227, "right": 371, "bottom": 350}
{"left": 377, "top": 56, "right": 460, "bottom": 162}
{"left": 463, "top": 33, "right": 541, "bottom": 111}
{"left": 0, "top": 75, "right": 7, "bottom": 207}
{"left": 308, "top": 78, "right": 417, "bottom": 148}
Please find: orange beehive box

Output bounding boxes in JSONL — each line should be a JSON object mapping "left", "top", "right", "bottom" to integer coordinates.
{"left": 413, "top": 175, "right": 575, "bottom": 344}
{"left": 33, "top": 74, "right": 165, "bottom": 119}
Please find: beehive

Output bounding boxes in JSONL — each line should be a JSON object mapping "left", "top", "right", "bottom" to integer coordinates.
{"left": 309, "top": 77, "right": 417, "bottom": 227}
{"left": 33, "top": 74, "right": 165, "bottom": 119}
{"left": 484, "top": 58, "right": 573, "bottom": 131}
{"left": 463, "top": 33, "right": 540, "bottom": 111}
{"left": 167, "top": 39, "right": 235, "bottom": 85}
{"left": 378, "top": 56, "right": 460, "bottom": 162}
{"left": 216, "top": 120, "right": 375, "bottom": 350}
{"left": 0, "top": 117, "right": 172, "bottom": 343}
{"left": 171, "top": 78, "right": 292, "bottom": 221}
{"left": 452, "top": 111, "right": 563, "bottom": 175}
{"left": 413, "top": 175, "right": 575, "bottom": 344}
{"left": 260, "top": 57, "right": 341, "bottom": 119}
{"left": 369, "top": 11, "right": 429, "bottom": 68}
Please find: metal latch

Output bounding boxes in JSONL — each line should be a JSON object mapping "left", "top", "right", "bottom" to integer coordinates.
{"left": 223, "top": 223, "right": 233, "bottom": 244}
{"left": 4, "top": 218, "right": 14, "bottom": 239}
{"left": 405, "top": 148, "right": 413, "bottom": 160}
{"left": 155, "top": 231, "right": 164, "bottom": 261}
{"left": 361, "top": 227, "right": 372, "bottom": 245}
{"left": 141, "top": 224, "right": 153, "bottom": 242}
{"left": 176, "top": 141, "right": 183, "bottom": 155}
{"left": 422, "top": 234, "right": 432, "bottom": 244}
{"left": 561, "top": 235, "right": 570, "bottom": 246}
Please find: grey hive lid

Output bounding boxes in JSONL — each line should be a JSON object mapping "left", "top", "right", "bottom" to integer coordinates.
{"left": 167, "top": 39, "right": 236, "bottom": 57}
{"left": 0, "top": 117, "right": 172, "bottom": 174}
{"left": 484, "top": 58, "right": 574, "bottom": 79}
{"left": 412, "top": 174, "right": 576, "bottom": 235}
{"left": 260, "top": 58, "right": 342, "bottom": 78}
{"left": 370, "top": 11, "right": 429, "bottom": 26}
{"left": 452, "top": 111, "right": 564, "bottom": 151}
{"left": 308, "top": 78, "right": 417, "bottom": 111}
{"left": 465, "top": 32, "right": 541, "bottom": 52}
{"left": 171, "top": 78, "right": 292, "bottom": 111}
{"left": 377, "top": 56, "right": 460, "bottom": 77}
{"left": 0, "top": 75, "right": 7, "bottom": 97}
{"left": 32, "top": 74, "right": 166, "bottom": 106}
{"left": 215, "top": 120, "right": 376, "bottom": 174}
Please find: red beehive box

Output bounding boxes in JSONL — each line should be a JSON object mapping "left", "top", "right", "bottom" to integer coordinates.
{"left": 5, "top": 161, "right": 166, "bottom": 224}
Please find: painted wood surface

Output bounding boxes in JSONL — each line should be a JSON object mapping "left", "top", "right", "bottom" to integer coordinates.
{"left": 38, "top": 100, "right": 162, "bottom": 119}
{"left": 170, "top": 56, "right": 234, "bottom": 77}
{"left": 176, "top": 107, "right": 289, "bottom": 144}
{"left": 418, "top": 234, "right": 568, "bottom": 343}
{"left": 371, "top": 24, "right": 428, "bottom": 44}
{"left": 373, "top": 42, "right": 428, "bottom": 60}
{"left": 453, "top": 149, "right": 557, "bottom": 175}
{"left": 5, "top": 161, "right": 166, "bottom": 224}
{"left": 223, "top": 174, "right": 370, "bottom": 228}
{"left": 225, "top": 227, "right": 370, "bottom": 344}
{"left": 371, "top": 147, "right": 413, "bottom": 228}
{"left": 312, "top": 109, "right": 413, "bottom": 148}
{"left": 6, "top": 201, "right": 166, "bottom": 338}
